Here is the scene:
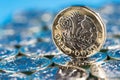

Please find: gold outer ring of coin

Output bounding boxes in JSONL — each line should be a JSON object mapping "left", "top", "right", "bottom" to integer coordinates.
{"left": 52, "top": 6, "right": 106, "bottom": 58}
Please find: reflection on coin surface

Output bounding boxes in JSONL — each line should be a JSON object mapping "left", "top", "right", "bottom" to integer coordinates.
{"left": 0, "top": 72, "right": 30, "bottom": 80}
{"left": 88, "top": 52, "right": 107, "bottom": 62}
{"left": 31, "top": 66, "right": 89, "bottom": 80}
{"left": 107, "top": 49, "right": 120, "bottom": 60}
{"left": 90, "top": 60, "right": 120, "bottom": 79}
{"left": 31, "top": 67, "right": 59, "bottom": 80}
{"left": 52, "top": 54, "right": 72, "bottom": 66}
{"left": 102, "top": 38, "right": 120, "bottom": 50}
{"left": 0, "top": 48, "right": 18, "bottom": 60}
{"left": 0, "top": 56, "right": 51, "bottom": 72}
{"left": 57, "top": 66, "right": 89, "bottom": 80}
{"left": 20, "top": 42, "right": 58, "bottom": 57}
{"left": 52, "top": 6, "right": 106, "bottom": 57}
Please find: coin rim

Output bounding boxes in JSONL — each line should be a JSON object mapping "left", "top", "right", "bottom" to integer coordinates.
{"left": 52, "top": 6, "right": 106, "bottom": 57}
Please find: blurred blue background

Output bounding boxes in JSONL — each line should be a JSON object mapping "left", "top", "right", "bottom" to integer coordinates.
{"left": 0, "top": 0, "right": 120, "bottom": 80}
{"left": 0, "top": 0, "right": 120, "bottom": 25}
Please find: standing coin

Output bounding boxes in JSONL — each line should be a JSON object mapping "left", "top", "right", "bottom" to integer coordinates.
{"left": 52, "top": 6, "right": 106, "bottom": 57}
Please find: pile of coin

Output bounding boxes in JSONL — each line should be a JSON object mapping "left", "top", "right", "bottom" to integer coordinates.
{"left": 0, "top": 4, "right": 120, "bottom": 80}
{"left": 52, "top": 6, "right": 120, "bottom": 80}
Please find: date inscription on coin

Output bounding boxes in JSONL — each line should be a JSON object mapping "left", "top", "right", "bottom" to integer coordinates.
{"left": 52, "top": 7, "right": 106, "bottom": 57}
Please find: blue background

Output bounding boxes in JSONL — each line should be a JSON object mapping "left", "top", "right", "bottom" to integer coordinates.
{"left": 0, "top": 0, "right": 120, "bottom": 25}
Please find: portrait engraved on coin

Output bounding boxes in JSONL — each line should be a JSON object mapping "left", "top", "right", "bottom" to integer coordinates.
{"left": 52, "top": 7, "right": 106, "bottom": 57}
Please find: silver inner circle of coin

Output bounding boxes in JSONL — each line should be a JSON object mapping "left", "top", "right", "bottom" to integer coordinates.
{"left": 58, "top": 12, "right": 97, "bottom": 50}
